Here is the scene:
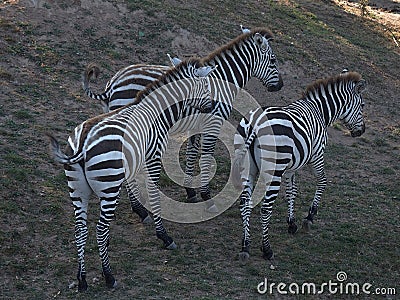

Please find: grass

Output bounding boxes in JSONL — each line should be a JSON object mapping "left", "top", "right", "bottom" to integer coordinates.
{"left": 0, "top": 0, "right": 399, "bottom": 299}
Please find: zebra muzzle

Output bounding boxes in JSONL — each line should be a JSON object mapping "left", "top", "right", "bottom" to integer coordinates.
{"left": 351, "top": 124, "right": 365, "bottom": 137}
{"left": 266, "top": 74, "right": 284, "bottom": 92}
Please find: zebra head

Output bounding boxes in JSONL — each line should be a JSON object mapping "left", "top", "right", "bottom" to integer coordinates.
{"left": 251, "top": 31, "right": 283, "bottom": 92}
{"left": 340, "top": 75, "right": 367, "bottom": 137}
{"left": 183, "top": 63, "right": 218, "bottom": 114}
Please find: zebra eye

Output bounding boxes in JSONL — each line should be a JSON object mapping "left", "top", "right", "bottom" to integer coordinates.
{"left": 270, "top": 56, "right": 277, "bottom": 64}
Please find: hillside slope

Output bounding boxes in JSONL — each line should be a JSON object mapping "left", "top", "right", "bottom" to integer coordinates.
{"left": 0, "top": 0, "right": 399, "bottom": 299}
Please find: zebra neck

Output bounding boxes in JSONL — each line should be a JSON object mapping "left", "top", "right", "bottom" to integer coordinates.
{"left": 206, "top": 43, "right": 253, "bottom": 89}
{"left": 157, "top": 103, "right": 182, "bottom": 132}
{"left": 134, "top": 99, "right": 181, "bottom": 131}
{"left": 303, "top": 92, "right": 340, "bottom": 128}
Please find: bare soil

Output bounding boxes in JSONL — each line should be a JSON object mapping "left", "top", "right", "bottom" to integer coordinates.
{"left": 0, "top": 0, "right": 399, "bottom": 299}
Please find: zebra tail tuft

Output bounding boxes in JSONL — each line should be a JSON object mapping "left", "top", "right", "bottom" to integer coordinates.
{"left": 231, "top": 131, "right": 256, "bottom": 190}
{"left": 231, "top": 146, "right": 248, "bottom": 190}
{"left": 82, "top": 63, "right": 108, "bottom": 101}
{"left": 45, "top": 133, "right": 83, "bottom": 165}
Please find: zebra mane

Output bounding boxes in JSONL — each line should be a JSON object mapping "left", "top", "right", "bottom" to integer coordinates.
{"left": 202, "top": 27, "right": 274, "bottom": 63}
{"left": 135, "top": 57, "right": 204, "bottom": 103}
{"left": 302, "top": 72, "right": 362, "bottom": 99}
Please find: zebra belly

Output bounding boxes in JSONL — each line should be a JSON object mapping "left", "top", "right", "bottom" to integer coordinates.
{"left": 170, "top": 111, "right": 223, "bottom": 136}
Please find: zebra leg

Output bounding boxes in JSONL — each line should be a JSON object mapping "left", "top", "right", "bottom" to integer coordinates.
{"left": 260, "top": 172, "right": 283, "bottom": 261}
{"left": 303, "top": 160, "right": 327, "bottom": 231}
{"left": 145, "top": 158, "right": 177, "bottom": 249}
{"left": 183, "top": 134, "right": 201, "bottom": 203}
{"left": 196, "top": 115, "right": 223, "bottom": 211}
{"left": 97, "top": 196, "right": 119, "bottom": 289}
{"left": 125, "top": 180, "right": 152, "bottom": 224}
{"left": 239, "top": 189, "right": 252, "bottom": 263}
{"left": 260, "top": 194, "right": 278, "bottom": 260}
{"left": 199, "top": 133, "right": 220, "bottom": 212}
{"left": 285, "top": 172, "right": 298, "bottom": 234}
{"left": 239, "top": 185, "right": 252, "bottom": 262}
{"left": 74, "top": 213, "right": 89, "bottom": 292}
{"left": 238, "top": 162, "right": 257, "bottom": 263}
{"left": 65, "top": 164, "right": 91, "bottom": 292}
{"left": 199, "top": 152, "right": 218, "bottom": 212}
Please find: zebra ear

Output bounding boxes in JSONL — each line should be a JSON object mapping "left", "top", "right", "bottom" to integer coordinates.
{"left": 254, "top": 33, "right": 264, "bottom": 45}
{"left": 355, "top": 79, "right": 367, "bottom": 94}
{"left": 341, "top": 68, "right": 349, "bottom": 74}
{"left": 167, "top": 53, "right": 182, "bottom": 67}
{"left": 194, "top": 65, "right": 218, "bottom": 78}
{"left": 254, "top": 33, "right": 269, "bottom": 50}
{"left": 240, "top": 24, "right": 251, "bottom": 34}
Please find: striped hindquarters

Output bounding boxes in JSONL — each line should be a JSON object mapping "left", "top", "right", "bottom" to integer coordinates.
{"left": 233, "top": 107, "right": 315, "bottom": 188}
{"left": 105, "top": 64, "right": 171, "bottom": 112}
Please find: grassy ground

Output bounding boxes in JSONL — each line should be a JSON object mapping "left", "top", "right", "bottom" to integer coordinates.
{"left": 0, "top": 0, "right": 399, "bottom": 299}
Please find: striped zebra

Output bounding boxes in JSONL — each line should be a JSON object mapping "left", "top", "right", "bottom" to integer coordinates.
{"left": 47, "top": 58, "right": 216, "bottom": 291}
{"left": 83, "top": 26, "right": 283, "bottom": 214}
{"left": 232, "top": 71, "right": 367, "bottom": 262}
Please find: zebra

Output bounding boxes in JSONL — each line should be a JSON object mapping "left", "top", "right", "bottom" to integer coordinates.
{"left": 231, "top": 71, "right": 367, "bottom": 262}
{"left": 83, "top": 26, "right": 283, "bottom": 214}
{"left": 47, "top": 58, "right": 217, "bottom": 291}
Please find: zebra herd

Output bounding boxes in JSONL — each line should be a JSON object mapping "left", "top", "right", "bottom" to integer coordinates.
{"left": 47, "top": 26, "right": 367, "bottom": 291}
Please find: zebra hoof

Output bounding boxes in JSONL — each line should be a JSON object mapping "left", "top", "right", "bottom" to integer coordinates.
{"left": 238, "top": 251, "right": 250, "bottom": 264}
{"left": 288, "top": 223, "right": 298, "bottom": 234}
{"left": 77, "top": 278, "right": 88, "bottom": 292}
{"left": 302, "top": 219, "right": 312, "bottom": 232}
{"left": 107, "top": 279, "right": 117, "bottom": 289}
{"left": 141, "top": 215, "right": 153, "bottom": 224}
{"left": 261, "top": 247, "right": 274, "bottom": 260}
{"left": 104, "top": 273, "right": 117, "bottom": 289}
{"left": 166, "top": 241, "right": 177, "bottom": 250}
{"left": 206, "top": 203, "right": 219, "bottom": 213}
{"left": 187, "top": 195, "right": 198, "bottom": 203}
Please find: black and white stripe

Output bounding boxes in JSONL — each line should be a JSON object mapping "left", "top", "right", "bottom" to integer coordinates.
{"left": 83, "top": 63, "right": 171, "bottom": 113}
{"left": 232, "top": 71, "right": 366, "bottom": 261}
{"left": 83, "top": 27, "right": 283, "bottom": 214}
{"left": 48, "top": 59, "right": 216, "bottom": 291}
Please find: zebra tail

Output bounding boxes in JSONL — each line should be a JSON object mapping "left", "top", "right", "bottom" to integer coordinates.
{"left": 231, "top": 131, "right": 256, "bottom": 190}
{"left": 82, "top": 63, "right": 108, "bottom": 101}
{"left": 46, "top": 133, "right": 83, "bottom": 165}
